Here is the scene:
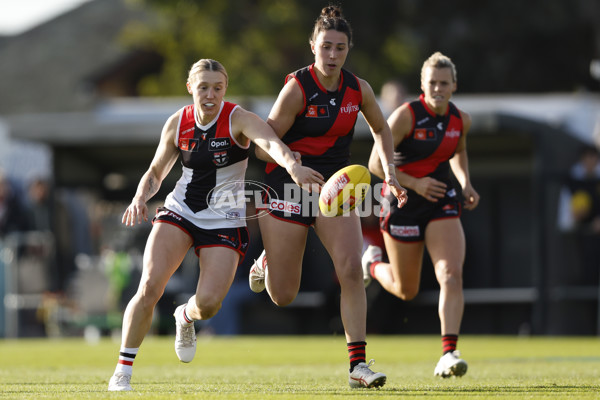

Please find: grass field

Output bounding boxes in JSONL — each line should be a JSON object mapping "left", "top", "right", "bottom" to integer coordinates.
{"left": 1, "top": 335, "right": 599, "bottom": 399}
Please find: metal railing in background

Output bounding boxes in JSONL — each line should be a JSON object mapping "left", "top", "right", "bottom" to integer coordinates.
{"left": 1, "top": 231, "right": 55, "bottom": 338}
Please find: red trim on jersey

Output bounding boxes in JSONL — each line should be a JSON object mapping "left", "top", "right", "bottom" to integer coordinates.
{"left": 215, "top": 102, "right": 236, "bottom": 139}
{"left": 308, "top": 64, "right": 344, "bottom": 93}
{"left": 286, "top": 74, "right": 307, "bottom": 117}
{"left": 419, "top": 93, "right": 449, "bottom": 117}
{"left": 407, "top": 106, "right": 416, "bottom": 139}
{"left": 178, "top": 105, "right": 197, "bottom": 150}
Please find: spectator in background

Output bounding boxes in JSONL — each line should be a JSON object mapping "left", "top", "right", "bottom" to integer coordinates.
{"left": 27, "top": 177, "right": 53, "bottom": 232}
{"left": 557, "top": 144, "right": 600, "bottom": 283}
{"left": 25, "top": 177, "right": 74, "bottom": 292}
{"left": 380, "top": 79, "right": 407, "bottom": 117}
{"left": 0, "top": 168, "right": 28, "bottom": 238}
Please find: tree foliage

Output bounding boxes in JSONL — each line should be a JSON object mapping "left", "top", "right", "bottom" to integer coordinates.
{"left": 119, "top": 0, "right": 599, "bottom": 97}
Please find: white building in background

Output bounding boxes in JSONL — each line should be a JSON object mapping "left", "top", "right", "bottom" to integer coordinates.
{"left": 0, "top": 117, "right": 52, "bottom": 195}
{"left": 452, "top": 92, "right": 600, "bottom": 147}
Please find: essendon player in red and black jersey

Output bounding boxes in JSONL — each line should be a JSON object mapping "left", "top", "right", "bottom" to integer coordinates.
{"left": 249, "top": 6, "right": 407, "bottom": 389}
{"left": 365, "top": 52, "right": 480, "bottom": 379}
{"left": 394, "top": 94, "right": 463, "bottom": 182}
{"left": 276, "top": 64, "right": 362, "bottom": 166}
{"left": 259, "top": 64, "right": 366, "bottom": 225}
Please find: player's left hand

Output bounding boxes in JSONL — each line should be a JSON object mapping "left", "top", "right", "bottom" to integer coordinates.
{"left": 462, "top": 184, "right": 480, "bottom": 210}
{"left": 387, "top": 175, "right": 408, "bottom": 208}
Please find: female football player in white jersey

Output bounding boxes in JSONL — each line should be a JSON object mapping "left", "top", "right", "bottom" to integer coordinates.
{"left": 108, "top": 59, "right": 324, "bottom": 391}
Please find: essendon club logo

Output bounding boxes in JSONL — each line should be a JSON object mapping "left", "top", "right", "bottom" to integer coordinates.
{"left": 414, "top": 128, "right": 436, "bottom": 141}
{"left": 179, "top": 138, "right": 199, "bottom": 152}
{"left": 306, "top": 105, "right": 329, "bottom": 118}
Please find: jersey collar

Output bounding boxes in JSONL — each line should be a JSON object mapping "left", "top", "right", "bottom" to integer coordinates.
{"left": 309, "top": 63, "right": 344, "bottom": 93}
{"left": 194, "top": 101, "right": 224, "bottom": 130}
{"left": 419, "top": 93, "right": 449, "bottom": 117}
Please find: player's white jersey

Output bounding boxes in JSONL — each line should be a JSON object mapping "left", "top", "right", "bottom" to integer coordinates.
{"left": 164, "top": 101, "right": 249, "bottom": 229}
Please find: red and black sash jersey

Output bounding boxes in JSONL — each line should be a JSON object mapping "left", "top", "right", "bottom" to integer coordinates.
{"left": 394, "top": 94, "right": 463, "bottom": 181}
{"left": 177, "top": 102, "right": 248, "bottom": 170}
{"left": 166, "top": 101, "right": 249, "bottom": 217}
{"left": 266, "top": 64, "right": 362, "bottom": 174}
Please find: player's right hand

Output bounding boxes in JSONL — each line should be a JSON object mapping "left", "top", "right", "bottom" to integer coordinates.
{"left": 122, "top": 199, "right": 148, "bottom": 226}
{"left": 289, "top": 163, "right": 325, "bottom": 193}
{"left": 415, "top": 177, "right": 447, "bottom": 202}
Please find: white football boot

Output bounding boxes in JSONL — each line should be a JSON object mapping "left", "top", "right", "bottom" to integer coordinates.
{"left": 108, "top": 372, "right": 132, "bottom": 391}
{"left": 173, "top": 304, "right": 197, "bottom": 363}
{"left": 348, "top": 360, "right": 387, "bottom": 388}
{"left": 249, "top": 250, "right": 267, "bottom": 293}
{"left": 361, "top": 245, "right": 382, "bottom": 287}
{"left": 434, "top": 350, "right": 468, "bottom": 378}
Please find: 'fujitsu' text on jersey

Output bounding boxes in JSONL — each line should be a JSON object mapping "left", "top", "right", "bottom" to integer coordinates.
{"left": 394, "top": 94, "right": 463, "bottom": 180}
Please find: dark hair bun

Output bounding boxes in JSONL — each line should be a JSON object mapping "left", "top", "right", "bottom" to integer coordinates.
{"left": 321, "top": 5, "right": 342, "bottom": 18}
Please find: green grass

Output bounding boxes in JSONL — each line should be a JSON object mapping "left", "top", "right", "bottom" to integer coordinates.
{"left": 1, "top": 335, "right": 600, "bottom": 399}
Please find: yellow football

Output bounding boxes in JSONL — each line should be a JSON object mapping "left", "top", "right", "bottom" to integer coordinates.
{"left": 319, "top": 164, "right": 371, "bottom": 217}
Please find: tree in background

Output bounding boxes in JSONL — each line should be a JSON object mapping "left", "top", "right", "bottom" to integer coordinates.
{"left": 118, "top": 0, "right": 418, "bottom": 96}
{"left": 119, "top": 0, "right": 600, "bottom": 97}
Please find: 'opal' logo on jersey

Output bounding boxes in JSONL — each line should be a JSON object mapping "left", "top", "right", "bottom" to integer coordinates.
{"left": 446, "top": 128, "right": 460, "bottom": 138}
{"left": 207, "top": 180, "right": 277, "bottom": 220}
{"left": 306, "top": 105, "right": 329, "bottom": 118}
{"left": 269, "top": 199, "right": 301, "bottom": 215}
{"left": 390, "top": 224, "right": 420, "bottom": 237}
{"left": 209, "top": 137, "right": 231, "bottom": 151}
{"left": 330, "top": 98, "right": 336, "bottom": 106}
{"left": 340, "top": 102, "right": 360, "bottom": 114}
{"left": 437, "top": 122, "right": 444, "bottom": 131}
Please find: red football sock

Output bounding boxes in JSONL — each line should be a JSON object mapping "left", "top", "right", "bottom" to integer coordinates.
{"left": 442, "top": 334, "right": 458, "bottom": 354}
